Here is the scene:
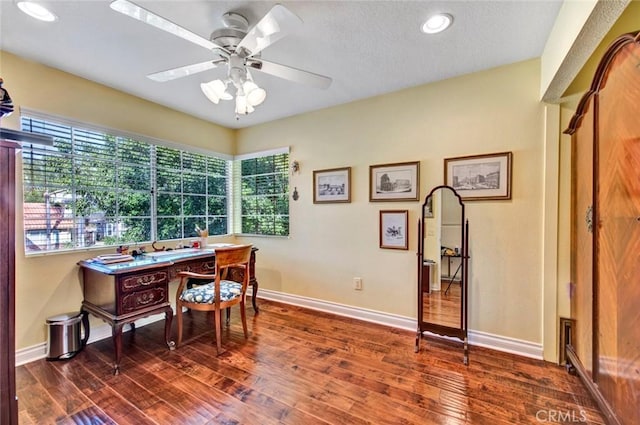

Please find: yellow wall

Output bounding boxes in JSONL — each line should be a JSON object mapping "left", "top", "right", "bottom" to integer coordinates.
{"left": 3, "top": 38, "right": 605, "bottom": 358}
{"left": 237, "top": 59, "right": 546, "bottom": 344}
{"left": 4, "top": 50, "right": 548, "bottom": 351}
{"left": 1, "top": 51, "right": 236, "bottom": 349}
{"left": 3, "top": 1, "right": 635, "bottom": 363}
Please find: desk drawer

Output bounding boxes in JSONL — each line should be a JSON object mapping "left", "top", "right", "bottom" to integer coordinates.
{"left": 120, "top": 287, "right": 167, "bottom": 314}
{"left": 194, "top": 260, "right": 216, "bottom": 274}
{"left": 169, "top": 260, "right": 215, "bottom": 280}
{"left": 120, "top": 271, "right": 168, "bottom": 292}
{"left": 226, "top": 267, "right": 246, "bottom": 283}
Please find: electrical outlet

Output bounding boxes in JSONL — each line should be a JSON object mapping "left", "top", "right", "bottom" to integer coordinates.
{"left": 353, "top": 277, "right": 363, "bottom": 290}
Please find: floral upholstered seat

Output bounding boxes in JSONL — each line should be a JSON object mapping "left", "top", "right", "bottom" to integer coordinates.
{"left": 179, "top": 280, "right": 242, "bottom": 304}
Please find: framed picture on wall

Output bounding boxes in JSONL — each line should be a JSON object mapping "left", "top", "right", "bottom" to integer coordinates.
{"left": 444, "top": 151, "right": 512, "bottom": 200}
{"left": 313, "top": 167, "right": 351, "bottom": 203}
{"left": 379, "top": 210, "right": 409, "bottom": 250}
{"left": 369, "top": 161, "right": 420, "bottom": 201}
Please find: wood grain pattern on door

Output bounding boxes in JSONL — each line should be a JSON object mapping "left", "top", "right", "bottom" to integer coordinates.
{"left": 596, "top": 41, "right": 640, "bottom": 425}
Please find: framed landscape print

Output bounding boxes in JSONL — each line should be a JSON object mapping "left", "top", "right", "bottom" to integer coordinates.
{"left": 444, "top": 152, "right": 512, "bottom": 200}
{"left": 369, "top": 161, "right": 420, "bottom": 201}
{"left": 379, "top": 210, "right": 409, "bottom": 250}
{"left": 313, "top": 167, "right": 351, "bottom": 203}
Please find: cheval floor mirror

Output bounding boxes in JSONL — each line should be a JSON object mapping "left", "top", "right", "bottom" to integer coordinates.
{"left": 416, "top": 185, "right": 470, "bottom": 365}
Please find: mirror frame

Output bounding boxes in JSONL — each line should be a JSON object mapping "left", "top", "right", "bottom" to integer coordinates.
{"left": 415, "top": 185, "right": 469, "bottom": 364}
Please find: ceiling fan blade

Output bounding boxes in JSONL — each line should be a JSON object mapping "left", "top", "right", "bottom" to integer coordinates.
{"left": 147, "top": 60, "right": 220, "bottom": 82}
{"left": 236, "top": 5, "right": 302, "bottom": 57}
{"left": 110, "top": 0, "right": 225, "bottom": 52}
{"left": 249, "top": 59, "right": 332, "bottom": 89}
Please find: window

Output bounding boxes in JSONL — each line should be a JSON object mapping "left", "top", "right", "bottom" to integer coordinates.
{"left": 155, "top": 146, "right": 229, "bottom": 240}
{"left": 236, "top": 148, "right": 289, "bottom": 236}
{"left": 21, "top": 114, "right": 230, "bottom": 253}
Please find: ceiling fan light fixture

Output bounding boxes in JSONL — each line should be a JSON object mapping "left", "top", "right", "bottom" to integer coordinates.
{"left": 16, "top": 1, "right": 57, "bottom": 22}
{"left": 235, "top": 95, "right": 255, "bottom": 115}
{"left": 243, "top": 81, "right": 266, "bottom": 106}
{"left": 421, "top": 13, "right": 453, "bottom": 34}
{"left": 110, "top": 1, "right": 332, "bottom": 119}
{"left": 219, "top": 87, "right": 233, "bottom": 101}
{"left": 200, "top": 79, "right": 232, "bottom": 104}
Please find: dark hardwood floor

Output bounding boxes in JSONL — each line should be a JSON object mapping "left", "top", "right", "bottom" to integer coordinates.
{"left": 16, "top": 299, "right": 604, "bottom": 424}
{"left": 423, "top": 281, "right": 461, "bottom": 328}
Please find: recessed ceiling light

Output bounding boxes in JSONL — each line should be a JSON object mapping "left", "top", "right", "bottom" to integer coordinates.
{"left": 16, "top": 1, "right": 57, "bottom": 22}
{"left": 422, "top": 13, "right": 453, "bottom": 34}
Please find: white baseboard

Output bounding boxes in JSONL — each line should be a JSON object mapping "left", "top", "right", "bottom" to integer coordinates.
{"left": 468, "top": 329, "right": 543, "bottom": 360}
{"left": 16, "top": 291, "right": 542, "bottom": 365}
{"left": 15, "top": 343, "right": 48, "bottom": 366}
{"left": 258, "top": 289, "right": 543, "bottom": 360}
{"left": 258, "top": 289, "right": 416, "bottom": 331}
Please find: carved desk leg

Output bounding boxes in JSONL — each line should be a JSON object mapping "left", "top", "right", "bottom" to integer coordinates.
{"left": 80, "top": 309, "right": 91, "bottom": 346}
{"left": 251, "top": 277, "right": 259, "bottom": 313}
{"left": 164, "top": 306, "right": 175, "bottom": 350}
{"left": 249, "top": 249, "right": 259, "bottom": 313}
{"left": 112, "top": 322, "right": 125, "bottom": 376}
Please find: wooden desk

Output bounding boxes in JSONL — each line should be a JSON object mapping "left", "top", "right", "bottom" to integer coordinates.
{"left": 78, "top": 247, "right": 259, "bottom": 374}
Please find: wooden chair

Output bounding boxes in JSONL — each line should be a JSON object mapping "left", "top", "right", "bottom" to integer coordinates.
{"left": 175, "top": 244, "right": 252, "bottom": 354}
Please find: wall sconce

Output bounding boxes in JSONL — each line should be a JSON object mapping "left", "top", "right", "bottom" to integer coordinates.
{"left": 291, "top": 160, "right": 300, "bottom": 174}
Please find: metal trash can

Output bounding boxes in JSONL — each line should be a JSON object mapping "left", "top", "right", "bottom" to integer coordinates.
{"left": 45, "top": 312, "right": 88, "bottom": 360}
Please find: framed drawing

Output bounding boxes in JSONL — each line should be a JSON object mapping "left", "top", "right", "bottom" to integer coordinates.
{"left": 369, "top": 161, "right": 420, "bottom": 201}
{"left": 444, "top": 151, "right": 512, "bottom": 200}
{"left": 313, "top": 167, "right": 351, "bottom": 203}
{"left": 379, "top": 210, "right": 409, "bottom": 250}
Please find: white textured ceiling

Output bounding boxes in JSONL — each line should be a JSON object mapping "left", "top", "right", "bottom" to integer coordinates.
{"left": 0, "top": 1, "right": 563, "bottom": 129}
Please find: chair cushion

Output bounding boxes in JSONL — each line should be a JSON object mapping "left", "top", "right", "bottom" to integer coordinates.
{"left": 179, "top": 280, "right": 243, "bottom": 304}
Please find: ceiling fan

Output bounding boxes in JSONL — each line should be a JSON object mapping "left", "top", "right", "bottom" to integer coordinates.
{"left": 109, "top": 0, "right": 332, "bottom": 117}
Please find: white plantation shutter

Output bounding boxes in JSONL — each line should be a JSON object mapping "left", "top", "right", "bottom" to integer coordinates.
{"left": 20, "top": 112, "right": 231, "bottom": 253}
{"left": 233, "top": 147, "right": 290, "bottom": 236}
{"left": 155, "top": 145, "right": 230, "bottom": 239}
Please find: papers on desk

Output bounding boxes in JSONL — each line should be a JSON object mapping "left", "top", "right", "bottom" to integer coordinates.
{"left": 93, "top": 254, "right": 134, "bottom": 264}
{"left": 144, "top": 248, "right": 202, "bottom": 257}
{"left": 206, "top": 243, "right": 235, "bottom": 248}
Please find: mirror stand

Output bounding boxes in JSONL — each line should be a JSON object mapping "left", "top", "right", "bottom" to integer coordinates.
{"left": 415, "top": 185, "right": 470, "bottom": 365}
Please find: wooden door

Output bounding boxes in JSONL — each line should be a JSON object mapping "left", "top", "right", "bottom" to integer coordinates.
{"left": 566, "top": 32, "right": 640, "bottom": 425}
{"left": 0, "top": 140, "right": 19, "bottom": 425}
{"left": 595, "top": 40, "right": 640, "bottom": 425}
